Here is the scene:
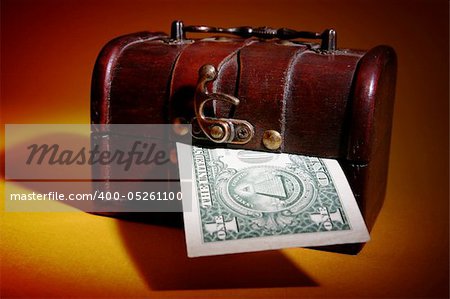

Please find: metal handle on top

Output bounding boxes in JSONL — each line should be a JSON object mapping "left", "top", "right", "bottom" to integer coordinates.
{"left": 171, "top": 20, "right": 336, "bottom": 51}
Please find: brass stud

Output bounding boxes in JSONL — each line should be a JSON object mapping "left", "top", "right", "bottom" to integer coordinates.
{"left": 199, "top": 64, "right": 217, "bottom": 81}
{"left": 172, "top": 117, "right": 189, "bottom": 136}
{"left": 237, "top": 126, "right": 250, "bottom": 140}
{"left": 210, "top": 125, "right": 224, "bottom": 140}
{"left": 262, "top": 130, "right": 282, "bottom": 150}
{"left": 169, "top": 148, "right": 178, "bottom": 164}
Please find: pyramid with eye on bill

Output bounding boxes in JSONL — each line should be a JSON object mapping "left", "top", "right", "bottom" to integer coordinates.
{"left": 237, "top": 173, "right": 288, "bottom": 199}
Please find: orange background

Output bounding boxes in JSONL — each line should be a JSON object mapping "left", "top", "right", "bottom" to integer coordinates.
{"left": 1, "top": 0, "right": 449, "bottom": 298}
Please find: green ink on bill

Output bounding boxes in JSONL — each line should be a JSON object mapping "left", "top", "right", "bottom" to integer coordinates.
{"left": 177, "top": 143, "right": 369, "bottom": 257}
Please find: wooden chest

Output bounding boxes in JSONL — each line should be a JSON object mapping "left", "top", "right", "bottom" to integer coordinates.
{"left": 91, "top": 20, "right": 397, "bottom": 237}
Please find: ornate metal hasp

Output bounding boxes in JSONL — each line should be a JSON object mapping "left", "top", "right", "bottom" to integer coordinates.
{"left": 174, "top": 20, "right": 337, "bottom": 149}
{"left": 170, "top": 20, "right": 337, "bottom": 51}
{"left": 193, "top": 64, "right": 255, "bottom": 145}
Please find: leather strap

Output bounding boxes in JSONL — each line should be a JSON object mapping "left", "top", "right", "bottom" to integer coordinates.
{"left": 91, "top": 32, "right": 167, "bottom": 124}
{"left": 230, "top": 42, "right": 307, "bottom": 151}
{"left": 283, "top": 52, "right": 360, "bottom": 157}
{"left": 169, "top": 38, "right": 253, "bottom": 123}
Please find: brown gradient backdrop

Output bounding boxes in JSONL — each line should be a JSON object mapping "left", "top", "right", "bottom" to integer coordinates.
{"left": 1, "top": 0, "right": 448, "bottom": 298}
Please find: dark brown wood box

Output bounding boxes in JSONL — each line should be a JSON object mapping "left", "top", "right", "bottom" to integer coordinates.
{"left": 91, "top": 23, "right": 397, "bottom": 251}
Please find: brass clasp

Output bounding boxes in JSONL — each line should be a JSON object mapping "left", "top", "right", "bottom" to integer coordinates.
{"left": 192, "top": 64, "right": 254, "bottom": 144}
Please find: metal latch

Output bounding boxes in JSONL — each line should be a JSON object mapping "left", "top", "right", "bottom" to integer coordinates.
{"left": 192, "top": 64, "right": 254, "bottom": 145}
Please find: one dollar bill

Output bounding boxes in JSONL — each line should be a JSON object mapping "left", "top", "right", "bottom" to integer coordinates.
{"left": 177, "top": 143, "right": 370, "bottom": 257}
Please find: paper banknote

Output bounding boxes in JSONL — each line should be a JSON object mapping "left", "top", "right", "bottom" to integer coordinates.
{"left": 177, "top": 143, "right": 370, "bottom": 257}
